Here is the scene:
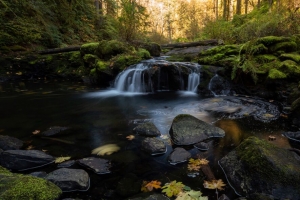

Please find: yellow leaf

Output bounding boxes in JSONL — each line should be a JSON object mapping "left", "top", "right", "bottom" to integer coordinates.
{"left": 55, "top": 156, "right": 71, "bottom": 164}
{"left": 126, "top": 135, "right": 135, "bottom": 140}
{"left": 203, "top": 179, "right": 226, "bottom": 190}
{"left": 91, "top": 144, "right": 120, "bottom": 156}
{"left": 32, "top": 130, "right": 40, "bottom": 135}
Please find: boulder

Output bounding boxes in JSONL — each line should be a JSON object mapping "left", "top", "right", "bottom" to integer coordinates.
{"left": 194, "top": 142, "right": 209, "bottom": 151}
{"left": 141, "top": 137, "right": 166, "bottom": 155}
{"left": 46, "top": 168, "right": 90, "bottom": 192}
{"left": 283, "top": 131, "right": 300, "bottom": 142}
{"left": 77, "top": 157, "right": 111, "bottom": 174}
{"left": 57, "top": 160, "right": 76, "bottom": 168}
{"left": 0, "top": 150, "right": 55, "bottom": 171}
{"left": 0, "top": 135, "right": 23, "bottom": 150}
{"left": 0, "top": 166, "right": 61, "bottom": 199}
{"left": 168, "top": 147, "right": 191, "bottom": 165}
{"left": 219, "top": 137, "right": 300, "bottom": 199}
{"left": 169, "top": 114, "right": 225, "bottom": 145}
{"left": 133, "top": 122, "right": 161, "bottom": 137}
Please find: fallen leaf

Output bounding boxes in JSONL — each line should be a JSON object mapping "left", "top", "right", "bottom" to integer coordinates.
{"left": 203, "top": 179, "right": 226, "bottom": 190}
{"left": 32, "top": 130, "right": 40, "bottom": 135}
{"left": 55, "top": 156, "right": 71, "bottom": 164}
{"left": 91, "top": 144, "right": 120, "bottom": 156}
{"left": 126, "top": 135, "right": 135, "bottom": 140}
{"left": 176, "top": 190, "right": 208, "bottom": 200}
{"left": 162, "top": 180, "right": 185, "bottom": 197}
{"left": 26, "top": 145, "right": 35, "bottom": 150}
{"left": 42, "top": 149, "right": 48, "bottom": 152}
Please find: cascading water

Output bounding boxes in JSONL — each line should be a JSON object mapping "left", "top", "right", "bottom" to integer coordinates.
{"left": 187, "top": 72, "right": 200, "bottom": 92}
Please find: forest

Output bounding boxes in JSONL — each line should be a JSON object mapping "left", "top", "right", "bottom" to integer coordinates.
{"left": 0, "top": 0, "right": 299, "bottom": 52}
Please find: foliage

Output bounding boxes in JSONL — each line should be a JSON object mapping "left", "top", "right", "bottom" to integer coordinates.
{"left": 176, "top": 190, "right": 208, "bottom": 200}
{"left": 55, "top": 156, "right": 71, "bottom": 164}
{"left": 162, "top": 180, "right": 185, "bottom": 197}
{"left": 187, "top": 158, "right": 209, "bottom": 171}
{"left": 141, "top": 180, "right": 161, "bottom": 192}
{"left": 203, "top": 179, "right": 226, "bottom": 191}
{"left": 91, "top": 144, "right": 120, "bottom": 156}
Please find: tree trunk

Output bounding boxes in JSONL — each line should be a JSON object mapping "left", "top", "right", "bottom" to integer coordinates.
{"left": 215, "top": 0, "right": 219, "bottom": 19}
{"left": 245, "top": 0, "right": 248, "bottom": 14}
{"left": 236, "top": 0, "right": 241, "bottom": 14}
{"left": 37, "top": 46, "right": 81, "bottom": 55}
{"left": 223, "top": 0, "right": 227, "bottom": 20}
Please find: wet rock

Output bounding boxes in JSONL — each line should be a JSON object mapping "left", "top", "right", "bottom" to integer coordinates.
{"left": 116, "top": 173, "right": 142, "bottom": 197}
{"left": 218, "top": 194, "right": 230, "bottom": 200}
{"left": 41, "top": 126, "right": 70, "bottom": 136}
{"left": 249, "top": 193, "right": 274, "bottom": 200}
{"left": 46, "top": 168, "right": 90, "bottom": 192}
{"left": 219, "top": 137, "right": 300, "bottom": 199}
{"left": 133, "top": 122, "right": 161, "bottom": 137}
{"left": 141, "top": 137, "right": 166, "bottom": 155}
{"left": 127, "top": 193, "right": 170, "bottom": 200}
{"left": 57, "top": 160, "right": 76, "bottom": 168}
{"left": 0, "top": 150, "right": 54, "bottom": 171}
{"left": 168, "top": 147, "right": 191, "bottom": 165}
{"left": 30, "top": 171, "right": 47, "bottom": 178}
{"left": 77, "top": 157, "right": 111, "bottom": 174}
{"left": 169, "top": 114, "right": 225, "bottom": 145}
{"left": 283, "top": 131, "right": 300, "bottom": 142}
{"left": 0, "top": 166, "right": 62, "bottom": 200}
{"left": 194, "top": 142, "right": 209, "bottom": 151}
{"left": 0, "top": 135, "right": 23, "bottom": 150}
{"left": 209, "top": 74, "right": 234, "bottom": 96}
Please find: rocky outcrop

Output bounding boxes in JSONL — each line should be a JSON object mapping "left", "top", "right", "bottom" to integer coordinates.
{"left": 168, "top": 147, "right": 191, "bottom": 165}
{"left": 141, "top": 137, "right": 166, "bottom": 155}
{"left": 169, "top": 114, "right": 225, "bottom": 145}
{"left": 0, "top": 150, "right": 54, "bottom": 171}
{"left": 46, "top": 168, "right": 90, "bottom": 192}
{"left": 219, "top": 137, "right": 300, "bottom": 199}
{"left": 78, "top": 157, "right": 111, "bottom": 174}
{"left": 133, "top": 122, "right": 161, "bottom": 137}
{"left": 0, "top": 166, "right": 61, "bottom": 199}
{"left": 0, "top": 135, "right": 23, "bottom": 150}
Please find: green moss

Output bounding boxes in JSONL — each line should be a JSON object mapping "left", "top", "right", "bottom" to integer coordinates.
{"left": 0, "top": 166, "right": 11, "bottom": 175}
{"left": 280, "top": 53, "right": 300, "bottom": 63}
{"left": 80, "top": 42, "right": 99, "bottom": 55}
{"left": 279, "top": 60, "right": 300, "bottom": 75}
{"left": 268, "top": 69, "right": 287, "bottom": 79}
{"left": 111, "top": 54, "right": 142, "bottom": 71}
{"left": 0, "top": 173, "right": 61, "bottom": 200}
{"left": 96, "top": 40, "right": 128, "bottom": 60}
{"left": 255, "top": 54, "right": 278, "bottom": 64}
{"left": 199, "top": 45, "right": 239, "bottom": 56}
{"left": 96, "top": 60, "right": 108, "bottom": 71}
{"left": 83, "top": 54, "right": 97, "bottom": 63}
{"left": 270, "top": 41, "right": 297, "bottom": 53}
{"left": 255, "top": 36, "right": 291, "bottom": 47}
{"left": 236, "top": 137, "right": 300, "bottom": 186}
{"left": 136, "top": 48, "right": 151, "bottom": 59}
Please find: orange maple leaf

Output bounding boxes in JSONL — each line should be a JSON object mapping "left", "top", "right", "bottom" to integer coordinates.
{"left": 203, "top": 179, "right": 226, "bottom": 190}
{"left": 141, "top": 180, "right": 161, "bottom": 192}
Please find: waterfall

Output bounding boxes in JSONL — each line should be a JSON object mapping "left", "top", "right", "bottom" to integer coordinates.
{"left": 187, "top": 72, "right": 200, "bottom": 92}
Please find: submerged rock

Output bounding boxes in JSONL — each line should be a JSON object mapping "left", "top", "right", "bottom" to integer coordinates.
{"left": 283, "top": 131, "right": 300, "bottom": 142}
{"left": 41, "top": 126, "right": 70, "bottom": 136}
{"left": 0, "top": 150, "right": 54, "bottom": 171}
{"left": 169, "top": 114, "right": 225, "bottom": 145}
{"left": 133, "top": 122, "right": 161, "bottom": 137}
{"left": 219, "top": 137, "right": 300, "bottom": 199}
{"left": 168, "top": 147, "right": 191, "bottom": 165}
{"left": 78, "top": 157, "right": 111, "bottom": 174}
{"left": 141, "top": 137, "right": 166, "bottom": 155}
{"left": 46, "top": 168, "right": 90, "bottom": 192}
{"left": 0, "top": 135, "right": 23, "bottom": 150}
{"left": 0, "top": 166, "right": 62, "bottom": 199}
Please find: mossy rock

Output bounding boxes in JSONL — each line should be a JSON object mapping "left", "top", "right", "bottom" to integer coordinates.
{"left": 242, "top": 41, "right": 268, "bottom": 55}
{"left": 219, "top": 136, "right": 300, "bottom": 198}
{"left": 83, "top": 54, "right": 97, "bottom": 64}
{"left": 255, "top": 54, "right": 278, "bottom": 64}
{"left": 110, "top": 54, "right": 142, "bottom": 71}
{"left": 0, "top": 167, "right": 62, "bottom": 200}
{"left": 269, "top": 41, "right": 297, "bottom": 53}
{"left": 140, "top": 42, "right": 161, "bottom": 57}
{"left": 255, "top": 36, "right": 291, "bottom": 47}
{"left": 280, "top": 53, "right": 300, "bottom": 63}
{"left": 80, "top": 42, "right": 99, "bottom": 55}
{"left": 136, "top": 48, "right": 151, "bottom": 59}
{"left": 279, "top": 60, "right": 300, "bottom": 76}
{"left": 268, "top": 68, "right": 287, "bottom": 79}
{"left": 199, "top": 44, "right": 240, "bottom": 56}
{"left": 96, "top": 40, "right": 128, "bottom": 60}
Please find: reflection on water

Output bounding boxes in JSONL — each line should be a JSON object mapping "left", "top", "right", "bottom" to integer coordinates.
{"left": 0, "top": 81, "right": 293, "bottom": 199}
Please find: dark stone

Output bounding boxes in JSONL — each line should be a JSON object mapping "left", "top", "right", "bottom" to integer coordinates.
{"left": 0, "top": 135, "right": 23, "bottom": 150}
{"left": 169, "top": 114, "right": 225, "bottom": 145}
{"left": 116, "top": 173, "right": 142, "bottom": 197}
{"left": 218, "top": 194, "right": 230, "bottom": 200}
{"left": 194, "top": 142, "right": 209, "bottom": 151}
{"left": 141, "top": 137, "right": 166, "bottom": 155}
{"left": 46, "top": 168, "right": 90, "bottom": 192}
{"left": 219, "top": 137, "right": 300, "bottom": 199}
{"left": 77, "top": 157, "right": 111, "bottom": 174}
{"left": 41, "top": 126, "right": 70, "bottom": 136}
{"left": 30, "top": 171, "right": 47, "bottom": 178}
{"left": 249, "top": 193, "right": 274, "bottom": 200}
{"left": 0, "top": 150, "right": 54, "bottom": 171}
{"left": 168, "top": 147, "right": 191, "bottom": 165}
{"left": 127, "top": 193, "right": 170, "bottom": 200}
{"left": 57, "top": 160, "right": 76, "bottom": 168}
{"left": 283, "top": 131, "right": 300, "bottom": 142}
{"left": 133, "top": 122, "right": 161, "bottom": 137}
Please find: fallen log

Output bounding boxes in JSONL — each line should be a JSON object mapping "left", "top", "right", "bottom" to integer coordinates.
{"left": 161, "top": 39, "right": 220, "bottom": 49}
{"left": 37, "top": 46, "right": 81, "bottom": 55}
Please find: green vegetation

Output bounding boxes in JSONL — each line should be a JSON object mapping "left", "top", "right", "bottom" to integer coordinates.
{"left": 0, "top": 166, "right": 62, "bottom": 200}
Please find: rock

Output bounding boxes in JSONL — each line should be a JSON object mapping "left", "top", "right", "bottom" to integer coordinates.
{"left": 194, "top": 142, "right": 209, "bottom": 151}
{"left": 219, "top": 137, "right": 300, "bottom": 199}
{"left": 0, "top": 166, "right": 61, "bottom": 199}
{"left": 57, "top": 160, "right": 76, "bottom": 168}
{"left": 283, "top": 131, "right": 300, "bottom": 142}
{"left": 127, "top": 193, "right": 170, "bottom": 200}
{"left": 141, "top": 42, "right": 161, "bottom": 57}
{"left": 41, "top": 126, "right": 70, "bottom": 136}
{"left": 46, "top": 168, "right": 90, "bottom": 192}
{"left": 133, "top": 122, "right": 161, "bottom": 137}
{"left": 218, "top": 194, "right": 230, "bottom": 200}
{"left": 0, "top": 135, "right": 23, "bottom": 150}
{"left": 30, "top": 171, "right": 47, "bottom": 178}
{"left": 116, "top": 173, "right": 142, "bottom": 197}
{"left": 0, "top": 150, "right": 55, "bottom": 171}
{"left": 168, "top": 147, "right": 191, "bottom": 165}
{"left": 249, "top": 193, "right": 274, "bottom": 200}
{"left": 77, "top": 157, "right": 111, "bottom": 174}
{"left": 169, "top": 114, "right": 225, "bottom": 145}
{"left": 141, "top": 137, "right": 166, "bottom": 155}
